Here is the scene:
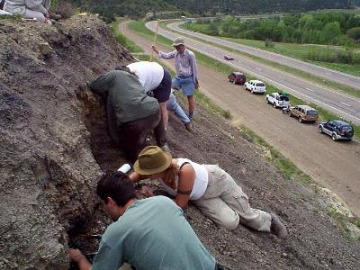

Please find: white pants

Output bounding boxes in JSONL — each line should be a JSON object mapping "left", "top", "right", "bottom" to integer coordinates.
{"left": 24, "top": 9, "right": 45, "bottom": 22}
{"left": 193, "top": 165, "right": 272, "bottom": 231}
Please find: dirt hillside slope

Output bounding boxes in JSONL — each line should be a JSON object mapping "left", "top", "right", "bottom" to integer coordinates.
{"left": 0, "top": 14, "right": 359, "bottom": 269}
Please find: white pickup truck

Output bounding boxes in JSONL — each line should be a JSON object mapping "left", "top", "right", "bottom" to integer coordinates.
{"left": 244, "top": 80, "right": 266, "bottom": 94}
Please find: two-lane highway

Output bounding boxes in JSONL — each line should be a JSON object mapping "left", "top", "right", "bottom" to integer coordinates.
{"left": 167, "top": 20, "right": 360, "bottom": 91}
{"left": 146, "top": 21, "right": 360, "bottom": 125}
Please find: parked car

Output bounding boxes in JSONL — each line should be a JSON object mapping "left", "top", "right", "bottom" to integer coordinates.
{"left": 228, "top": 72, "right": 246, "bottom": 85}
{"left": 318, "top": 120, "right": 354, "bottom": 141}
{"left": 288, "top": 105, "right": 318, "bottom": 123}
{"left": 244, "top": 80, "right": 266, "bottom": 94}
{"left": 266, "top": 92, "right": 290, "bottom": 108}
{"left": 224, "top": 55, "right": 234, "bottom": 60}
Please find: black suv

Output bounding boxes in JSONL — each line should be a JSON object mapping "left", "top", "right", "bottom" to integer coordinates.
{"left": 318, "top": 120, "right": 354, "bottom": 141}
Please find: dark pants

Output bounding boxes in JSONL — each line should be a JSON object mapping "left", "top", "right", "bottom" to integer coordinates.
{"left": 119, "top": 109, "right": 166, "bottom": 162}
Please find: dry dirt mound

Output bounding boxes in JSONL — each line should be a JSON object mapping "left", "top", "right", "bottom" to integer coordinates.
{"left": 0, "top": 14, "right": 360, "bottom": 270}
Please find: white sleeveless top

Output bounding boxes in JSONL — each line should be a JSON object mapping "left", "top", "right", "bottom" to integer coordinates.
{"left": 158, "top": 158, "right": 209, "bottom": 200}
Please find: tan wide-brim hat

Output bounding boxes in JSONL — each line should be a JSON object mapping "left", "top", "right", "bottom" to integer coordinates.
{"left": 133, "top": 146, "right": 172, "bottom": 175}
{"left": 172, "top": 37, "right": 185, "bottom": 47}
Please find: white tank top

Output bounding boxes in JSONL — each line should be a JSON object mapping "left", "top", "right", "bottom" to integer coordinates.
{"left": 159, "top": 158, "right": 208, "bottom": 200}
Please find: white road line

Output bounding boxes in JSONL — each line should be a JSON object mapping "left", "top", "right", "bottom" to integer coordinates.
{"left": 340, "top": 102, "right": 352, "bottom": 107}
{"left": 306, "top": 88, "right": 314, "bottom": 92}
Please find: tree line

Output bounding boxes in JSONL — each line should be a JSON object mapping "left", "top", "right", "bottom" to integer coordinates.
{"left": 194, "top": 12, "right": 360, "bottom": 47}
{"left": 67, "top": 0, "right": 354, "bottom": 21}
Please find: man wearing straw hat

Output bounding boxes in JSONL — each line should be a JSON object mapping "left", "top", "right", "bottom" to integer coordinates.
{"left": 152, "top": 37, "right": 199, "bottom": 121}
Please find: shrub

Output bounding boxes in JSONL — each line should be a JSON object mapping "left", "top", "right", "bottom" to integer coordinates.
{"left": 265, "top": 39, "right": 274, "bottom": 48}
{"left": 347, "top": 27, "right": 360, "bottom": 41}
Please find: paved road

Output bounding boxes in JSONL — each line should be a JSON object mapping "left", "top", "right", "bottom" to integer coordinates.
{"left": 120, "top": 21, "right": 360, "bottom": 217}
{"left": 146, "top": 21, "right": 360, "bottom": 125}
{"left": 168, "top": 20, "right": 360, "bottom": 91}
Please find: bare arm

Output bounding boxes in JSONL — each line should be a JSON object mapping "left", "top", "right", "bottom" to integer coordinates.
{"left": 68, "top": 249, "right": 92, "bottom": 270}
{"left": 151, "top": 45, "right": 159, "bottom": 54}
{"left": 175, "top": 164, "right": 195, "bottom": 208}
{"left": 159, "top": 101, "right": 169, "bottom": 130}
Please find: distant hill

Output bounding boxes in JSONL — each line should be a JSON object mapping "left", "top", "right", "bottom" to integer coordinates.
{"left": 69, "top": 0, "right": 354, "bottom": 20}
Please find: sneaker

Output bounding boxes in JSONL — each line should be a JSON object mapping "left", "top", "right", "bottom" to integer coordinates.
{"left": 161, "top": 143, "right": 171, "bottom": 153}
{"left": 270, "top": 213, "right": 288, "bottom": 239}
{"left": 184, "top": 122, "right": 192, "bottom": 132}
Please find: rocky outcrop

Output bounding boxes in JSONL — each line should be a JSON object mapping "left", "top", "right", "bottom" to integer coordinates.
{"left": 0, "top": 15, "right": 133, "bottom": 269}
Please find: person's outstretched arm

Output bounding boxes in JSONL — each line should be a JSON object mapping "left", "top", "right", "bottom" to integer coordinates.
{"left": 68, "top": 249, "right": 92, "bottom": 270}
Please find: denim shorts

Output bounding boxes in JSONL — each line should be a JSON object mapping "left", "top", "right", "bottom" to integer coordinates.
{"left": 172, "top": 75, "right": 195, "bottom": 96}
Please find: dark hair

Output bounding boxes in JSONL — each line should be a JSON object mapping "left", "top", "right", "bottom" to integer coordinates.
{"left": 115, "top": 65, "right": 138, "bottom": 77}
{"left": 96, "top": 171, "right": 136, "bottom": 207}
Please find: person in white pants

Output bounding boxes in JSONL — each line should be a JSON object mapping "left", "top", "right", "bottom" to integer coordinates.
{"left": 3, "top": 0, "right": 51, "bottom": 24}
{"left": 130, "top": 146, "right": 288, "bottom": 239}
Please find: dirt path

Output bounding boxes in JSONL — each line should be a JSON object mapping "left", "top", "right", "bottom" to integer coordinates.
{"left": 119, "top": 22, "right": 360, "bottom": 217}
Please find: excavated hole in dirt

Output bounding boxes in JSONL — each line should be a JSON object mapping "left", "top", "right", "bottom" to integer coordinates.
{"left": 67, "top": 91, "right": 160, "bottom": 269}
{"left": 67, "top": 93, "right": 122, "bottom": 269}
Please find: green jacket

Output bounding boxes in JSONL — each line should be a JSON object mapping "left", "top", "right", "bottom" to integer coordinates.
{"left": 90, "top": 70, "right": 159, "bottom": 126}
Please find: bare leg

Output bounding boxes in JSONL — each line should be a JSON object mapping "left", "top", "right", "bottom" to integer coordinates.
{"left": 187, "top": 95, "right": 195, "bottom": 119}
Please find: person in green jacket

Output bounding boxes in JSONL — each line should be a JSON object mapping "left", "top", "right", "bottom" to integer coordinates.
{"left": 89, "top": 70, "right": 168, "bottom": 162}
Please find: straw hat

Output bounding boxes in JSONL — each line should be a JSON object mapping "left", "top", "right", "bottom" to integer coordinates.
{"left": 172, "top": 37, "right": 185, "bottom": 47}
{"left": 133, "top": 146, "right": 172, "bottom": 175}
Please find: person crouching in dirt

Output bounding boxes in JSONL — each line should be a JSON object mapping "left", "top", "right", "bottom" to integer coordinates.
{"left": 130, "top": 146, "right": 288, "bottom": 239}
{"left": 68, "top": 171, "right": 222, "bottom": 270}
{"left": 89, "top": 70, "right": 169, "bottom": 162}
{"left": 3, "top": 0, "right": 52, "bottom": 24}
{"left": 115, "top": 61, "right": 172, "bottom": 130}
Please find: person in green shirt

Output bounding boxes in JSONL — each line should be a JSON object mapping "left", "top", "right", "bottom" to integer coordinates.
{"left": 68, "top": 171, "right": 220, "bottom": 270}
{"left": 89, "top": 70, "right": 168, "bottom": 162}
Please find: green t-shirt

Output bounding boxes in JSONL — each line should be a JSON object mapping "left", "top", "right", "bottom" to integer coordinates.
{"left": 92, "top": 196, "right": 216, "bottom": 270}
{"left": 89, "top": 70, "right": 159, "bottom": 125}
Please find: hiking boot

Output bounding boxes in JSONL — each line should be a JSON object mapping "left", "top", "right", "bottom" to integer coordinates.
{"left": 161, "top": 143, "right": 171, "bottom": 153}
{"left": 270, "top": 213, "right": 288, "bottom": 239}
{"left": 50, "top": 13, "right": 62, "bottom": 20}
{"left": 184, "top": 122, "right": 192, "bottom": 132}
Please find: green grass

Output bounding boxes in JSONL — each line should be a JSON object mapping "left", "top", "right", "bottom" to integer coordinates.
{"left": 128, "top": 21, "right": 173, "bottom": 47}
{"left": 110, "top": 19, "right": 143, "bottom": 53}
{"left": 128, "top": 20, "right": 360, "bottom": 140}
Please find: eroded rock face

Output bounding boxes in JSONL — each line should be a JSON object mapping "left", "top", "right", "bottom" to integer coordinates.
{"left": 0, "top": 15, "right": 133, "bottom": 269}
